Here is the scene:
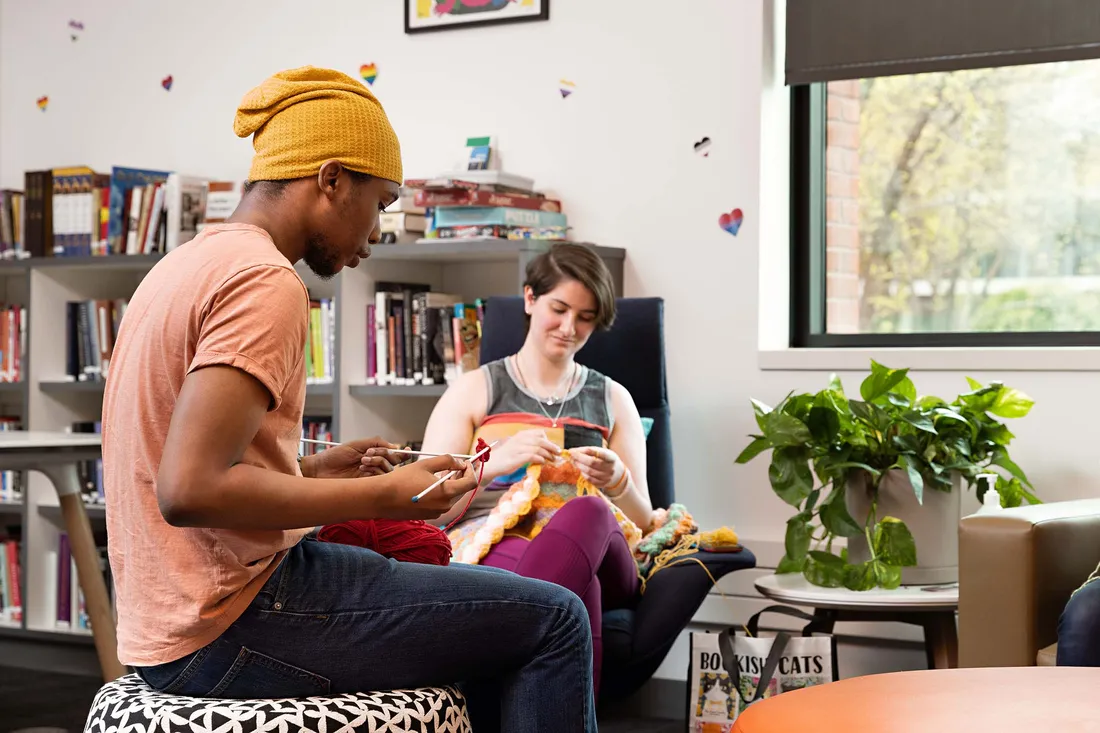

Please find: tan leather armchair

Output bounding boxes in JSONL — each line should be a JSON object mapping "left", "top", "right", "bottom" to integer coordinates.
{"left": 958, "top": 498, "right": 1100, "bottom": 668}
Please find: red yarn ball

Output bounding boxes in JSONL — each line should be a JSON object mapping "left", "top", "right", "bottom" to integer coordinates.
{"left": 317, "top": 519, "right": 452, "bottom": 566}
{"left": 316, "top": 439, "right": 493, "bottom": 566}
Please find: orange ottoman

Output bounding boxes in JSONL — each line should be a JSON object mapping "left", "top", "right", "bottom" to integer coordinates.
{"left": 731, "top": 667, "right": 1100, "bottom": 732}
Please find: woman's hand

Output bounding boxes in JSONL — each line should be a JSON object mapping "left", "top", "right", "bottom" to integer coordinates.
{"left": 484, "top": 429, "right": 562, "bottom": 481}
{"left": 302, "top": 437, "right": 401, "bottom": 480}
{"left": 570, "top": 446, "right": 626, "bottom": 494}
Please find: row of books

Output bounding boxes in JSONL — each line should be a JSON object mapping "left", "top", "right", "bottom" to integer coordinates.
{"left": 8, "top": 166, "right": 251, "bottom": 259}
{"left": 382, "top": 170, "right": 569, "bottom": 243}
{"left": 0, "top": 306, "right": 24, "bottom": 384}
{"left": 71, "top": 422, "right": 104, "bottom": 506}
{"left": 0, "top": 534, "right": 21, "bottom": 625}
{"left": 300, "top": 416, "right": 334, "bottom": 457}
{"left": 307, "top": 298, "right": 335, "bottom": 385}
{"left": 367, "top": 282, "right": 483, "bottom": 386}
{"left": 66, "top": 299, "right": 127, "bottom": 382}
{"left": 51, "top": 533, "right": 112, "bottom": 633}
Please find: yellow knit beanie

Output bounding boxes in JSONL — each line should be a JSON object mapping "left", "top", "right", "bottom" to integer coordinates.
{"left": 233, "top": 66, "right": 403, "bottom": 184}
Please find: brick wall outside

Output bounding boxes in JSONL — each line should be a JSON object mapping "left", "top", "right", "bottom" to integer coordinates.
{"left": 824, "top": 80, "right": 861, "bottom": 333}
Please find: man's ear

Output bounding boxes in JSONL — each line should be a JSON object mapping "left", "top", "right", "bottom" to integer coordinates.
{"left": 317, "top": 160, "right": 344, "bottom": 198}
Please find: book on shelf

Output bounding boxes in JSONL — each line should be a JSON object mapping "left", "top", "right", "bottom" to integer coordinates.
{"left": 0, "top": 532, "right": 22, "bottom": 625}
{"left": 0, "top": 189, "right": 24, "bottom": 259}
{"left": 306, "top": 297, "right": 335, "bottom": 385}
{"left": 66, "top": 299, "right": 127, "bottom": 382}
{"left": 367, "top": 282, "right": 482, "bottom": 387}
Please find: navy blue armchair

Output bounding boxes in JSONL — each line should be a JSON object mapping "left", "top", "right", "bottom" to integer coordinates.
{"left": 479, "top": 295, "right": 756, "bottom": 701}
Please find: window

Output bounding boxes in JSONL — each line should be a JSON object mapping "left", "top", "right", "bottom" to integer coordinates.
{"left": 791, "top": 59, "right": 1100, "bottom": 348}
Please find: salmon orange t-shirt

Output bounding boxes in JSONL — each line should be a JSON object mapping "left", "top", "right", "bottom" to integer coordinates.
{"left": 102, "top": 223, "right": 313, "bottom": 667}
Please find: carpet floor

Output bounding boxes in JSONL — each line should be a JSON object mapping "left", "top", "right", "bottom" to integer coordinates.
{"left": 0, "top": 666, "right": 683, "bottom": 733}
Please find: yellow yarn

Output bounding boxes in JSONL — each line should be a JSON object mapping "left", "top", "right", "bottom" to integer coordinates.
{"left": 636, "top": 526, "right": 741, "bottom": 594}
{"left": 700, "top": 526, "right": 739, "bottom": 551}
{"left": 234, "top": 66, "right": 403, "bottom": 185}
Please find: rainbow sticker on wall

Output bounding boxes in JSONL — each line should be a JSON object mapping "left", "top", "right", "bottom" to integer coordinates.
{"left": 360, "top": 63, "right": 378, "bottom": 86}
{"left": 559, "top": 79, "right": 576, "bottom": 98}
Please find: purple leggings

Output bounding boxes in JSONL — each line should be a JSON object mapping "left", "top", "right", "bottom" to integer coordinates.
{"left": 480, "top": 495, "right": 640, "bottom": 697}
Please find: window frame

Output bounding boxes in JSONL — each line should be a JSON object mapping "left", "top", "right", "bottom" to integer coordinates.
{"left": 788, "top": 81, "right": 1100, "bottom": 349}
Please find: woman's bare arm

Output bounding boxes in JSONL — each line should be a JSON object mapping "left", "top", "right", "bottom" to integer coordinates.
{"left": 604, "top": 379, "right": 655, "bottom": 530}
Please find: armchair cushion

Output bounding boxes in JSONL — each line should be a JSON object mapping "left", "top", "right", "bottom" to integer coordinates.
{"left": 959, "top": 498, "right": 1100, "bottom": 668}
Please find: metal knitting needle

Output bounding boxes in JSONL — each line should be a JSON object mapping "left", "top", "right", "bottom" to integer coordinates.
{"left": 298, "top": 438, "right": 475, "bottom": 459}
{"left": 411, "top": 440, "right": 497, "bottom": 503}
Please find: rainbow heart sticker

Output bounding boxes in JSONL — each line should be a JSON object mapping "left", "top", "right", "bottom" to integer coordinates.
{"left": 360, "top": 63, "right": 378, "bottom": 86}
{"left": 36, "top": 96, "right": 48, "bottom": 112}
{"left": 719, "top": 208, "right": 743, "bottom": 236}
{"left": 162, "top": 75, "right": 173, "bottom": 91}
{"left": 559, "top": 79, "right": 575, "bottom": 98}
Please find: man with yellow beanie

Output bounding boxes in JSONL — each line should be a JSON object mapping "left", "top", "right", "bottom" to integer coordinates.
{"left": 101, "top": 66, "right": 596, "bottom": 732}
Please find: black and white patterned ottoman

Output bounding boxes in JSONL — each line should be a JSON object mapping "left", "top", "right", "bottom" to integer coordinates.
{"left": 83, "top": 673, "right": 472, "bottom": 733}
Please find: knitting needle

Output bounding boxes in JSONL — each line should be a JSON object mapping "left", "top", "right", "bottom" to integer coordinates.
{"left": 298, "top": 438, "right": 476, "bottom": 460}
{"left": 411, "top": 440, "right": 497, "bottom": 503}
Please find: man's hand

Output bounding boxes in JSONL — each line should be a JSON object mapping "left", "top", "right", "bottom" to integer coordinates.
{"left": 302, "top": 437, "right": 401, "bottom": 479}
{"left": 373, "top": 454, "right": 480, "bottom": 521}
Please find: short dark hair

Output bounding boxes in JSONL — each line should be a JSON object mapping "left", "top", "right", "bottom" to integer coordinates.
{"left": 524, "top": 243, "right": 616, "bottom": 331}
{"left": 242, "top": 168, "right": 373, "bottom": 198}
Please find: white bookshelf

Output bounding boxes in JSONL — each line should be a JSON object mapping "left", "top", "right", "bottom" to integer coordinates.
{"left": 0, "top": 238, "right": 625, "bottom": 671}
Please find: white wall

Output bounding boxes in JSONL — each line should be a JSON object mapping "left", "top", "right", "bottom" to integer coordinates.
{"left": 2, "top": 0, "right": 1097, "bottom": 686}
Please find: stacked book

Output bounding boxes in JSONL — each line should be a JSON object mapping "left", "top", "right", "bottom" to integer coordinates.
{"left": 403, "top": 171, "right": 568, "bottom": 242}
{"left": 366, "top": 281, "right": 483, "bottom": 386}
{"left": 379, "top": 188, "right": 428, "bottom": 244}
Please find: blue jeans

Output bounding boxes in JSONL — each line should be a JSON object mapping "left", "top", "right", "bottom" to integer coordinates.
{"left": 1057, "top": 577, "right": 1100, "bottom": 666}
{"left": 135, "top": 536, "right": 596, "bottom": 732}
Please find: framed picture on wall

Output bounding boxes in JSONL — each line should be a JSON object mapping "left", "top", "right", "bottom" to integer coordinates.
{"left": 405, "top": 0, "right": 550, "bottom": 34}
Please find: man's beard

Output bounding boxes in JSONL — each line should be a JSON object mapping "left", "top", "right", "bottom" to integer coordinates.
{"left": 303, "top": 232, "right": 341, "bottom": 280}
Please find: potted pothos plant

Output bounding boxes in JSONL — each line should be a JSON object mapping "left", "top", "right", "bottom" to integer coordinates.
{"left": 735, "top": 360, "right": 1040, "bottom": 591}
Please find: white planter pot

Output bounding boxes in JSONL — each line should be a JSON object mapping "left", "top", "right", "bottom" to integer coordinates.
{"left": 845, "top": 469, "right": 962, "bottom": 586}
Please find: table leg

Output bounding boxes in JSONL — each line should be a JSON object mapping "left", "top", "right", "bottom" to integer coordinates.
{"left": 923, "top": 612, "right": 959, "bottom": 670}
{"left": 43, "top": 463, "right": 127, "bottom": 682}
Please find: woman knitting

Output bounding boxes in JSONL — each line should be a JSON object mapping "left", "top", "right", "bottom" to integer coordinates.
{"left": 419, "top": 242, "right": 654, "bottom": 697}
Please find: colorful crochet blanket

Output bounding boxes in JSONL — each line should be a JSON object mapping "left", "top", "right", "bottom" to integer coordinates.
{"left": 448, "top": 452, "right": 642, "bottom": 565}
{"left": 446, "top": 452, "right": 717, "bottom": 577}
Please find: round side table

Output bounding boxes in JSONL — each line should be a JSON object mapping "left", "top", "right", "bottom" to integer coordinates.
{"left": 731, "top": 667, "right": 1100, "bottom": 732}
{"left": 754, "top": 573, "right": 958, "bottom": 669}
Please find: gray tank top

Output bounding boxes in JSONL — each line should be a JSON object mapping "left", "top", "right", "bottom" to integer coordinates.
{"left": 458, "top": 357, "right": 615, "bottom": 523}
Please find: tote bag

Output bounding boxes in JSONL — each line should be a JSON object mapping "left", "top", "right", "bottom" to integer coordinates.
{"left": 687, "top": 605, "right": 838, "bottom": 731}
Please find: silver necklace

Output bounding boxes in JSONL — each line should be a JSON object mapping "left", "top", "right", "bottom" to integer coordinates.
{"left": 514, "top": 357, "right": 578, "bottom": 427}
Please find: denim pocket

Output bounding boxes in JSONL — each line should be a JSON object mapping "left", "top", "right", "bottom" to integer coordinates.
{"left": 206, "top": 647, "right": 332, "bottom": 699}
{"left": 139, "top": 645, "right": 212, "bottom": 694}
